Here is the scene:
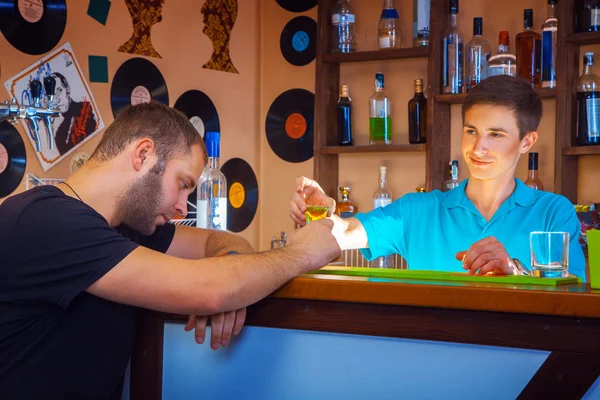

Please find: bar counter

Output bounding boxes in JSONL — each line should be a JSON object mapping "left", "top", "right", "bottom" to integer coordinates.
{"left": 131, "top": 273, "right": 600, "bottom": 399}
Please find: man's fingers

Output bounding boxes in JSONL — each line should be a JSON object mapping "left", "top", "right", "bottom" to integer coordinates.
{"left": 210, "top": 313, "right": 224, "bottom": 350}
{"left": 184, "top": 315, "right": 195, "bottom": 332}
{"left": 464, "top": 243, "right": 503, "bottom": 267}
{"left": 455, "top": 251, "right": 467, "bottom": 262}
{"left": 468, "top": 252, "right": 496, "bottom": 275}
{"left": 233, "top": 307, "right": 246, "bottom": 336}
{"left": 290, "top": 194, "right": 307, "bottom": 220}
{"left": 220, "top": 310, "right": 237, "bottom": 347}
{"left": 194, "top": 315, "right": 208, "bottom": 344}
{"left": 290, "top": 211, "right": 305, "bottom": 226}
{"left": 478, "top": 259, "right": 504, "bottom": 275}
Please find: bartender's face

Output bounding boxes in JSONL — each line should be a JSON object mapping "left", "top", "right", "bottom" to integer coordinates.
{"left": 119, "top": 144, "right": 205, "bottom": 235}
{"left": 461, "top": 104, "right": 534, "bottom": 181}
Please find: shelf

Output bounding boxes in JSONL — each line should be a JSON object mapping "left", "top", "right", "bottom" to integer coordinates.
{"left": 565, "top": 32, "right": 600, "bottom": 46}
{"left": 320, "top": 144, "right": 426, "bottom": 154}
{"left": 434, "top": 87, "right": 557, "bottom": 104}
{"left": 563, "top": 145, "right": 600, "bottom": 156}
{"left": 322, "top": 47, "right": 429, "bottom": 63}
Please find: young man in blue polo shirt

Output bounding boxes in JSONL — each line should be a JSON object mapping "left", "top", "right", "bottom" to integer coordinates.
{"left": 289, "top": 75, "right": 586, "bottom": 280}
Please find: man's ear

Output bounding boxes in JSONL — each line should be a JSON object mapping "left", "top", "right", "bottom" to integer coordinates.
{"left": 520, "top": 131, "right": 538, "bottom": 154}
{"left": 131, "top": 138, "right": 155, "bottom": 172}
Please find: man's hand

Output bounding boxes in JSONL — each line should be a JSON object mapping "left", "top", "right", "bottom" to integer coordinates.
{"left": 290, "top": 176, "right": 336, "bottom": 226}
{"left": 184, "top": 308, "right": 247, "bottom": 350}
{"left": 455, "top": 236, "right": 518, "bottom": 275}
{"left": 286, "top": 218, "right": 341, "bottom": 271}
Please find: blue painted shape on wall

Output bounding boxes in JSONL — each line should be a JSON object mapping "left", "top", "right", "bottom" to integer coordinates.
{"left": 583, "top": 375, "right": 600, "bottom": 399}
{"left": 163, "top": 324, "right": 550, "bottom": 400}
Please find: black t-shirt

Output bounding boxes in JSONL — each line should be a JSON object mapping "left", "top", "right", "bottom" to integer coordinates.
{"left": 0, "top": 185, "right": 175, "bottom": 399}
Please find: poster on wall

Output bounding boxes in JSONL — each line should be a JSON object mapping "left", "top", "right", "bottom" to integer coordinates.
{"left": 4, "top": 42, "right": 104, "bottom": 172}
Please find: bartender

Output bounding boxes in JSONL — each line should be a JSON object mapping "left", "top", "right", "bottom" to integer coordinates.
{"left": 289, "top": 75, "right": 586, "bottom": 279}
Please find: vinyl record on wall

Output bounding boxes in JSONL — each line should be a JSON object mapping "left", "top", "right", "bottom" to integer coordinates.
{"left": 280, "top": 16, "right": 317, "bottom": 66}
{"left": 221, "top": 157, "right": 258, "bottom": 232}
{"left": 0, "top": 121, "right": 26, "bottom": 198}
{"left": 275, "top": 0, "right": 317, "bottom": 13}
{"left": 265, "top": 89, "right": 314, "bottom": 163}
{"left": 174, "top": 90, "right": 220, "bottom": 140}
{"left": 0, "top": 0, "right": 67, "bottom": 55}
{"left": 110, "top": 58, "right": 169, "bottom": 118}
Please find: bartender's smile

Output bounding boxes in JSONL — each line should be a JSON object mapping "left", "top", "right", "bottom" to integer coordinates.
{"left": 469, "top": 157, "right": 493, "bottom": 166}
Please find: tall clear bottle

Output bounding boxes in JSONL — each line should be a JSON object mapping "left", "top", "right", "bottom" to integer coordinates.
{"left": 583, "top": 0, "right": 600, "bottom": 32}
{"left": 197, "top": 131, "right": 228, "bottom": 230}
{"left": 369, "top": 72, "right": 392, "bottom": 145}
{"left": 516, "top": 9, "right": 542, "bottom": 87}
{"left": 413, "top": 0, "right": 430, "bottom": 47}
{"left": 465, "top": 17, "right": 491, "bottom": 92}
{"left": 576, "top": 52, "right": 600, "bottom": 146}
{"left": 444, "top": 160, "right": 460, "bottom": 191}
{"left": 442, "top": 0, "right": 463, "bottom": 94}
{"left": 378, "top": 0, "right": 401, "bottom": 49}
{"left": 541, "top": 0, "right": 558, "bottom": 88}
{"left": 488, "top": 31, "right": 516, "bottom": 77}
{"left": 331, "top": 0, "right": 356, "bottom": 53}
{"left": 371, "top": 166, "right": 395, "bottom": 268}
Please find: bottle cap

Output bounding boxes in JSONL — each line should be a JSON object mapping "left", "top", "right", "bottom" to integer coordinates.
{"left": 205, "top": 131, "right": 220, "bottom": 158}
{"left": 449, "top": 0, "right": 458, "bottom": 14}
{"left": 498, "top": 30, "right": 509, "bottom": 45}
{"left": 473, "top": 17, "right": 483, "bottom": 36}
{"left": 375, "top": 72, "right": 384, "bottom": 90}
{"left": 584, "top": 52, "right": 595, "bottom": 65}
{"left": 524, "top": 9, "right": 533, "bottom": 29}
{"left": 548, "top": 0, "right": 557, "bottom": 4}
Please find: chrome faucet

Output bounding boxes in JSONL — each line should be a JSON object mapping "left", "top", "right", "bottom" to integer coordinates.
{"left": 0, "top": 77, "right": 61, "bottom": 152}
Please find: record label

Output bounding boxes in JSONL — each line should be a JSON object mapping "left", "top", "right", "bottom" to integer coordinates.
{"left": 285, "top": 113, "right": 307, "bottom": 139}
{"left": 0, "top": 0, "right": 67, "bottom": 55}
{"left": 130, "top": 86, "right": 152, "bottom": 105}
{"left": 0, "top": 121, "right": 27, "bottom": 198}
{"left": 280, "top": 16, "right": 317, "bottom": 67}
{"left": 266, "top": 89, "right": 314, "bottom": 163}
{"left": 221, "top": 158, "right": 258, "bottom": 233}
{"left": 19, "top": 0, "right": 43, "bottom": 23}
{"left": 229, "top": 182, "right": 245, "bottom": 209}
{"left": 276, "top": 0, "right": 317, "bottom": 13}
{"left": 174, "top": 90, "right": 220, "bottom": 140}
{"left": 110, "top": 58, "right": 169, "bottom": 118}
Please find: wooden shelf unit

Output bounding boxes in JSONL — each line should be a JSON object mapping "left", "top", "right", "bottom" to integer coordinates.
{"left": 320, "top": 144, "right": 427, "bottom": 155}
{"left": 314, "top": 0, "right": 597, "bottom": 202}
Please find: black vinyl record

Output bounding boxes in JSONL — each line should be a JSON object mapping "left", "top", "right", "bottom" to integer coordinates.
{"left": 280, "top": 16, "right": 316, "bottom": 67}
{"left": 221, "top": 157, "right": 258, "bottom": 233}
{"left": 0, "top": 0, "right": 67, "bottom": 55}
{"left": 174, "top": 90, "right": 220, "bottom": 140}
{"left": 266, "top": 89, "right": 314, "bottom": 163}
{"left": 275, "top": 0, "right": 317, "bottom": 13}
{"left": 0, "top": 121, "right": 26, "bottom": 198}
{"left": 110, "top": 58, "right": 169, "bottom": 118}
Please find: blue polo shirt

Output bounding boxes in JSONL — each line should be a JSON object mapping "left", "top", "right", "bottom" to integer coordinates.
{"left": 356, "top": 178, "right": 586, "bottom": 280}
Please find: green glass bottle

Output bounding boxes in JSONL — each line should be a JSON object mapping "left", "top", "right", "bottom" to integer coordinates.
{"left": 369, "top": 72, "right": 393, "bottom": 144}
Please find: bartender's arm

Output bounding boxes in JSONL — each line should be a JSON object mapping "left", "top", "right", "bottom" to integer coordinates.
{"left": 290, "top": 176, "right": 368, "bottom": 250}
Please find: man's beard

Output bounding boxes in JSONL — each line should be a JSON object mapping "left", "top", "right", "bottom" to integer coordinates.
{"left": 115, "top": 170, "right": 164, "bottom": 235}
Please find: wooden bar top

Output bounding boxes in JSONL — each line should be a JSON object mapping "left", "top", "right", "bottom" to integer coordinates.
{"left": 265, "top": 273, "right": 600, "bottom": 319}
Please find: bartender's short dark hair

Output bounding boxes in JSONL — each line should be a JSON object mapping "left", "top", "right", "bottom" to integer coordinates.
{"left": 90, "top": 102, "right": 206, "bottom": 173}
{"left": 462, "top": 75, "right": 543, "bottom": 140}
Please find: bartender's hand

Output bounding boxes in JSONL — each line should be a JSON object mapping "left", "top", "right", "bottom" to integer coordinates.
{"left": 184, "top": 308, "right": 246, "bottom": 350}
{"left": 290, "top": 176, "right": 336, "bottom": 226}
{"left": 455, "top": 236, "right": 518, "bottom": 275}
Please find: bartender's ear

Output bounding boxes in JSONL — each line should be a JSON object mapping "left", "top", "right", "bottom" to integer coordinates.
{"left": 131, "top": 138, "right": 156, "bottom": 171}
{"left": 519, "top": 131, "right": 538, "bottom": 154}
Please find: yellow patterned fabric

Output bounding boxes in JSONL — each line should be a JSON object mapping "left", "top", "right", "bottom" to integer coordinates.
{"left": 201, "top": 0, "right": 239, "bottom": 74}
{"left": 118, "top": 0, "right": 164, "bottom": 59}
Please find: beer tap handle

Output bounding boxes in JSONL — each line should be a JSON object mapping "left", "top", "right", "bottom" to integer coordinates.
{"left": 30, "top": 80, "right": 42, "bottom": 106}
{"left": 43, "top": 76, "right": 56, "bottom": 98}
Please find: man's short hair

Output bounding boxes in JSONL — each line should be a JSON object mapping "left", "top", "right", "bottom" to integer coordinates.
{"left": 90, "top": 102, "right": 206, "bottom": 172}
{"left": 462, "top": 75, "right": 543, "bottom": 140}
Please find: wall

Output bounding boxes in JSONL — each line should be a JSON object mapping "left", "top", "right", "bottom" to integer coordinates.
{"left": 0, "top": 0, "right": 261, "bottom": 249}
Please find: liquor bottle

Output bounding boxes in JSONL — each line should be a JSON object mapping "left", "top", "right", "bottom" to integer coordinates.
{"left": 541, "top": 0, "right": 558, "bottom": 88}
{"left": 337, "top": 84, "right": 353, "bottom": 146}
{"left": 408, "top": 79, "right": 427, "bottom": 144}
{"left": 444, "top": 160, "right": 460, "bottom": 191}
{"left": 336, "top": 186, "right": 358, "bottom": 218}
{"left": 583, "top": 0, "right": 600, "bottom": 32}
{"left": 442, "top": 0, "right": 463, "bottom": 94}
{"left": 372, "top": 166, "right": 395, "bottom": 268}
{"left": 488, "top": 31, "right": 516, "bottom": 77}
{"left": 197, "top": 131, "right": 228, "bottom": 230}
{"left": 378, "top": 0, "right": 401, "bottom": 49}
{"left": 516, "top": 9, "right": 542, "bottom": 87}
{"left": 331, "top": 0, "right": 356, "bottom": 53}
{"left": 524, "top": 152, "right": 544, "bottom": 190}
{"left": 413, "top": 0, "right": 430, "bottom": 47}
{"left": 576, "top": 52, "right": 600, "bottom": 146}
{"left": 465, "top": 17, "right": 491, "bottom": 92}
{"left": 369, "top": 72, "right": 393, "bottom": 145}
{"left": 416, "top": 187, "right": 426, "bottom": 192}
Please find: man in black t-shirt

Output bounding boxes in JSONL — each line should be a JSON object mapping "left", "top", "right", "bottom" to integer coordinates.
{"left": 0, "top": 102, "right": 340, "bottom": 399}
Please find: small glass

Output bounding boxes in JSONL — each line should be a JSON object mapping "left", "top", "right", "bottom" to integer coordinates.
{"left": 305, "top": 205, "right": 329, "bottom": 223}
{"left": 530, "top": 231, "right": 569, "bottom": 278}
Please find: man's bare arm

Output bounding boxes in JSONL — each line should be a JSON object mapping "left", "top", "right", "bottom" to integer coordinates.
{"left": 167, "top": 225, "right": 253, "bottom": 259}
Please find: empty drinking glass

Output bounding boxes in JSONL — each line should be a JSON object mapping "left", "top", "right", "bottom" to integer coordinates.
{"left": 530, "top": 231, "right": 569, "bottom": 278}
